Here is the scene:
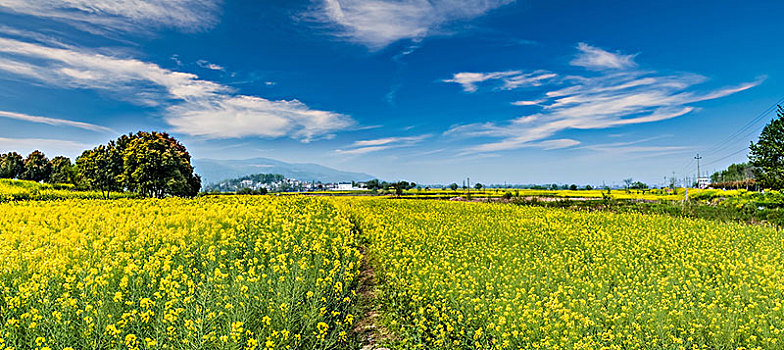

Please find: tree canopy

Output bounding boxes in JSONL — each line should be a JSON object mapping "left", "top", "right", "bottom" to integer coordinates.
{"left": 48, "top": 156, "right": 76, "bottom": 184}
{"left": 750, "top": 106, "right": 784, "bottom": 190}
{"left": 1, "top": 151, "right": 76, "bottom": 185}
{"left": 77, "top": 131, "right": 201, "bottom": 198}
{"left": 710, "top": 163, "right": 755, "bottom": 184}
{"left": 0, "top": 152, "right": 23, "bottom": 179}
{"left": 76, "top": 145, "right": 123, "bottom": 198}
{"left": 20, "top": 150, "right": 51, "bottom": 182}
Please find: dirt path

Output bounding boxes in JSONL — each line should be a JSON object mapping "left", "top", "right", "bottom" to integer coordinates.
{"left": 355, "top": 246, "right": 392, "bottom": 350}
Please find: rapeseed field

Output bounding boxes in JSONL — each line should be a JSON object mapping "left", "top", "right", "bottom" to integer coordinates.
{"left": 2, "top": 191, "right": 783, "bottom": 349}
{"left": 0, "top": 196, "right": 361, "bottom": 350}
{"left": 338, "top": 198, "right": 784, "bottom": 349}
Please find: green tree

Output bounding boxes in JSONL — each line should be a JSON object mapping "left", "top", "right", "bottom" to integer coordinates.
{"left": 393, "top": 183, "right": 404, "bottom": 196}
{"left": 623, "top": 178, "right": 634, "bottom": 191}
{"left": 116, "top": 132, "right": 200, "bottom": 198}
{"left": 76, "top": 145, "right": 123, "bottom": 199}
{"left": 0, "top": 152, "right": 23, "bottom": 179}
{"left": 48, "top": 156, "right": 76, "bottom": 184}
{"left": 364, "top": 179, "right": 379, "bottom": 190}
{"left": 710, "top": 162, "right": 755, "bottom": 183}
{"left": 237, "top": 187, "right": 267, "bottom": 195}
{"left": 750, "top": 106, "right": 784, "bottom": 189}
{"left": 569, "top": 184, "right": 578, "bottom": 191}
{"left": 449, "top": 183, "right": 458, "bottom": 191}
{"left": 20, "top": 150, "right": 51, "bottom": 182}
{"left": 474, "top": 183, "right": 483, "bottom": 190}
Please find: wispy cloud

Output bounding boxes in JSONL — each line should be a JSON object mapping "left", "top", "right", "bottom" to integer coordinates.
{"left": 511, "top": 99, "right": 545, "bottom": 106}
{"left": 314, "top": 0, "right": 514, "bottom": 49}
{"left": 197, "top": 59, "right": 225, "bottom": 71}
{"left": 571, "top": 42, "right": 637, "bottom": 70}
{"left": 446, "top": 43, "right": 762, "bottom": 153}
{"left": 336, "top": 134, "right": 429, "bottom": 155}
{"left": 577, "top": 136, "right": 691, "bottom": 158}
{"left": 443, "top": 70, "right": 556, "bottom": 92}
{"left": 0, "top": 110, "right": 114, "bottom": 133}
{"left": 0, "top": 37, "right": 355, "bottom": 141}
{"left": 0, "top": 0, "right": 222, "bottom": 33}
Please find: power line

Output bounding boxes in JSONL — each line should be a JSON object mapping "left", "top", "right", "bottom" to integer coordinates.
{"left": 703, "top": 97, "right": 784, "bottom": 157}
{"left": 701, "top": 147, "right": 749, "bottom": 168}
{"left": 692, "top": 97, "right": 784, "bottom": 179}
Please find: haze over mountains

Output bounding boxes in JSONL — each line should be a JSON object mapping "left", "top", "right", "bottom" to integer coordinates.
{"left": 193, "top": 157, "right": 375, "bottom": 186}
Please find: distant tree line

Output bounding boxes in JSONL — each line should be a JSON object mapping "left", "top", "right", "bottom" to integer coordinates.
{"left": 0, "top": 151, "right": 76, "bottom": 184}
{"left": 365, "top": 179, "right": 416, "bottom": 190}
{"left": 236, "top": 187, "right": 268, "bottom": 195}
{"left": 0, "top": 131, "right": 200, "bottom": 198}
{"left": 709, "top": 163, "right": 756, "bottom": 189}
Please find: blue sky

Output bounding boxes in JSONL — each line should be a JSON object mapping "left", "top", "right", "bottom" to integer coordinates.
{"left": 0, "top": 0, "right": 781, "bottom": 185}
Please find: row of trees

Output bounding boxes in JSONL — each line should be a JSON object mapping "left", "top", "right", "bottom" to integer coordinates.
{"left": 709, "top": 163, "right": 756, "bottom": 189}
{"left": 0, "top": 131, "right": 201, "bottom": 198}
{"left": 710, "top": 162, "right": 755, "bottom": 183}
{"left": 365, "top": 179, "right": 417, "bottom": 191}
{"left": 0, "top": 151, "right": 76, "bottom": 184}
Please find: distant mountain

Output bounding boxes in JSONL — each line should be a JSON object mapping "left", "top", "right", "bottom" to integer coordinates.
{"left": 192, "top": 157, "right": 375, "bottom": 186}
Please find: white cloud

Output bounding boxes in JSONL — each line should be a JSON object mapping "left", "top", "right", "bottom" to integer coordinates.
{"left": 536, "top": 139, "right": 581, "bottom": 150}
{"left": 0, "top": 110, "right": 114, "bottom": 133}
{"left": 0, "top": 37, "right": 355, "bottom": 141}
{"left": 316, "top": 0, "right": 514, "bottom": 49}
{"left": 0, "top": 0, "right": 222, "bottom": 33}
{"left": 0, "top": 37, "right": 228, "bottom": 105}
{"left": 444, "top": 70, "right": 555, "bottom": 92}
{"left": 337, "top": 134, "right": 429, "bottom": 155}
{"left": 511, "top": 99, "right": 544, "bottom": 106}
{"left": 570, "top": 43, "right": 637, "bottom": 70}
{"left": 167, "top": 96, "right": 354, "bottom": 141}
{"left": 335, "top": 145, "right": 394, "bottom": 155}
{"left": 446, "top": 44, "right": 762, "bottom": 153}
{"left": 197, "top": 59, "right": 225, "bottom": 71}
{"left": 352, "top": 135, "right": 429, "bottom": 147}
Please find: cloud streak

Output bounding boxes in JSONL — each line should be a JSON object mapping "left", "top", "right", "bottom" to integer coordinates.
{"left": 0, "top": 110, "right": 115, "bottom": 133}
{"left": 0, "top": 37, "right": 354, "bottom": 141}
{"left": 571, "top": 43, "right": 637, "bottom": 70}
{"left": 336, "top": 135, "right": 429, "bottom": 155}
{"left": 197, "top": 60, "right": 225, "bottom": 71}
{"left": 446, "top": 43, "right": 762, "bottom": 153}
{"left": 315, "top": 0, "right": 514, "bottom": 49}
{"left": 0, "top": 0, "right": 222, "bottom": 33}
{"left": 443, "top": 70, "right": 556, "bottom": 92}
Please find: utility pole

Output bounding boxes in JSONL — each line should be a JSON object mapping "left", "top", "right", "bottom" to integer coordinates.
{"left": 695, "top": 153, "right": 702, "bottom": 193}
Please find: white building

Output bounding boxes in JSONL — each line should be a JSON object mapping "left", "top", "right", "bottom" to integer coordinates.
{"left": 697, "top": 177, "right": 710, "bottom": 189}
{"left": 335, "top": 183, "right": 354, "bottom": 191}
